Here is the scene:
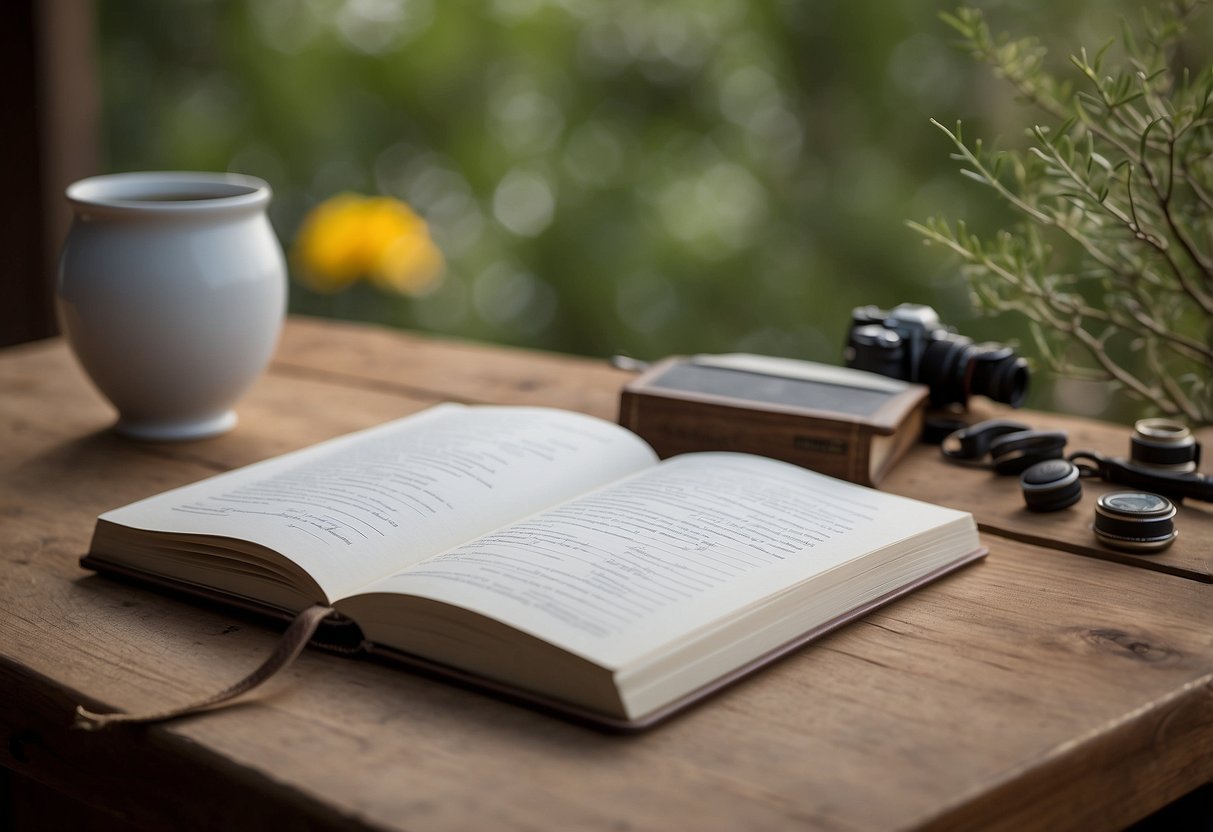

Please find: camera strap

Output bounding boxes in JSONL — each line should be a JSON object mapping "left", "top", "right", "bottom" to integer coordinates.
{"left": 940, "top": 419, "right": 1068, "bottom": 474}
{"left": 1068, "top": 450, "right": 1213, "bottom": 503}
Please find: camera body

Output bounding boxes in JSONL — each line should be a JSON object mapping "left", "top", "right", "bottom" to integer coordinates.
{"left": 845, "top": 303, "right": 1029, "bottom": 408}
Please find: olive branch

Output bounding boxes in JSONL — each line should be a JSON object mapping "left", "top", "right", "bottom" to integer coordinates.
{"left": 909, "top": 1, "right": 1213, "bottom": 422}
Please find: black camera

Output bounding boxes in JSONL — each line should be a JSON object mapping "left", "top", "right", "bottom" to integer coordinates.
{"left": 844, "top": 303, "right": 1029, "bottom": 408}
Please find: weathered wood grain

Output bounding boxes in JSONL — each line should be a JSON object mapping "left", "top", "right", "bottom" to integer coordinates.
{"left": 273, "top": 315, "right": 631, "bottom": 418}
{"left": 2, "top": 320, "right": 1212, "bottom": 832}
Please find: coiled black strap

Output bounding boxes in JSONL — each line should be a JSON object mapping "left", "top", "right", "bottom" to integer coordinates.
{"left": 940, "top": 419, "right": 1067, "bottom": 473}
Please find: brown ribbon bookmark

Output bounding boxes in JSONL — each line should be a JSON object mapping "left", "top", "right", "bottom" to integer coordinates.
{"left": 74, "top": 604, "right": 336, "bottom": 730}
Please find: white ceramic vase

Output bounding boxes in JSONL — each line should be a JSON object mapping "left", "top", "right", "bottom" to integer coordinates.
{"left": 57, "top": 171, "right": 287, "bottom": 441}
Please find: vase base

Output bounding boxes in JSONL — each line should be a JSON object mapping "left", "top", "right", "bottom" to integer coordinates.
{"left": 114, "top": 410, "right": 238, "bottom": 442}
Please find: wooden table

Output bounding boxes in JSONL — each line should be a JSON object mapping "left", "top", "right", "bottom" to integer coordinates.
{"left": 2, "top": 316, "right": 1211, "bottom": 831}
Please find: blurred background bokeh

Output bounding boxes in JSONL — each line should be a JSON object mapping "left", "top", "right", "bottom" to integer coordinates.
{"left": 95, "top": 0, "right": 1191, "bottom": 420}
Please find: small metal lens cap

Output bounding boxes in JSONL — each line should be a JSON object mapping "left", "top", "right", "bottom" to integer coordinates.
{"left": 1099, "top": 491, "right": 1172, "bottom": 515}
{"left": 1020, "top": 459, "right": 1082, "bottom": 512}
{"left": 1093, "top": 490, "right": 1177, "bottom": 553}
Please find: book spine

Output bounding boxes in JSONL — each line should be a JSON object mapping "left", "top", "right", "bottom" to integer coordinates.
{"left": 618, "top": 392, "right": 880, "bottom": 486}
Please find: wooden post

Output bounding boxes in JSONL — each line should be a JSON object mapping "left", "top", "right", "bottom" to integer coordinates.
{"left": 0, "top": 0, "right": 98, "bottom": 347}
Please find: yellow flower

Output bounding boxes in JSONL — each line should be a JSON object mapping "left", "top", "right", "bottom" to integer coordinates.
{"left": 293, "top": 194, "right": 445, "bottom": 295}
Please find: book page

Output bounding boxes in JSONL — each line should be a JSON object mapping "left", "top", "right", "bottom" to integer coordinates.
{"left": 355, "top": 452, "right": 973, "bottom": 668}
{"left": 98, "top": 404, "right": 658, "bottom": 600}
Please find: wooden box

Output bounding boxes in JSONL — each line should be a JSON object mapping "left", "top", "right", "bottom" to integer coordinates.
{"left": 618, "top": 354, "right": 929, "bottom": 486}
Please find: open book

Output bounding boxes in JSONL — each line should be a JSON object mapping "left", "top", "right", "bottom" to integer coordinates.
{"left": 83, "top": 404, "right": 984, "bottom": 729}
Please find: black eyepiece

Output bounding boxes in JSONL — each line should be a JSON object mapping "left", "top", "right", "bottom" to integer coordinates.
{"left": 1020, "top": 459, "right": 1083, "bottom": 512}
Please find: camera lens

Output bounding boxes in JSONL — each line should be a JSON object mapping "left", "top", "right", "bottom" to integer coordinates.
{"left": 1130, "top": 418, "right": 1199, "bottom": 473}
{"left": 916, "top": 337, "right": 1029, "bottom": 408}
{"left": 918, "top": 334, "right": 971, "bottom": 406}
{"left": 968, "top": 345, "right": 1030, "bottom": 408}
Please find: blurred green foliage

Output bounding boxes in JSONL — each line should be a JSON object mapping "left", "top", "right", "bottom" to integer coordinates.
{"left": 97, "top": 0, "right": 1167, "bottom": 418}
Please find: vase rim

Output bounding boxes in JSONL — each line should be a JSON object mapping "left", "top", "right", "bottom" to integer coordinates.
{"left": 66, "top": 171, "right": 272, "bottom": 217}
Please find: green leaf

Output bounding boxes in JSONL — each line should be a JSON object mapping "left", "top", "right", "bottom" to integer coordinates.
{"left": 1112, "top": 90, "right": 1145, "bottom": 108}
{"left": 1058, "top": 134, "right": 1075, "bottom": 165}
{"left": 1093, "top": 36, "right": 1116, "bottom": 73}
{"left": 1139, "top": 117, "right": 1162, "bottom": 160}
